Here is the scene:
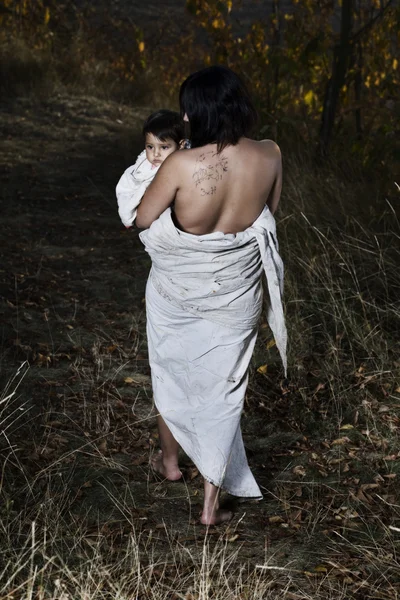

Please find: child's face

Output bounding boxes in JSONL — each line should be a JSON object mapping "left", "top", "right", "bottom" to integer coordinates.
{"left": 145, "top": 133, "right": 179, "bottom": 167}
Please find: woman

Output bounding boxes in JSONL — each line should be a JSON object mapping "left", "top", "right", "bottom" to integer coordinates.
{"left": 136, "top": 65, "right": 287, "bottom": 525}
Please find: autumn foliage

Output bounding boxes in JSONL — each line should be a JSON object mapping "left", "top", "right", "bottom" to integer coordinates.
{"left": 1, "top": 3, "right": 400, "bottom": 598}
{"left": 1, "top": 0, "right": 399, "bottom": 170}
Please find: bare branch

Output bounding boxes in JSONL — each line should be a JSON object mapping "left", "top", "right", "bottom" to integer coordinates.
{"left": 351, "top": 0, "right": 394, "bottom": 44}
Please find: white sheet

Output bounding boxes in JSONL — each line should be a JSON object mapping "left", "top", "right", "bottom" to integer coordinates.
{"left": 140, "top": 206, "right": 287, "bottom": 373}
{"left": 116, "top": 150, "right": 158, "bottom": 228}
{"left": 140, "top": 207, "right": 287, "bottom": 497}
{"left": 146, "top": 276, "right": 262, "bottom": 497}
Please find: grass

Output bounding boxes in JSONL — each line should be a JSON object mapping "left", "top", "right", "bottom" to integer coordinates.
{"left": 1, "top": 147, "right": 399, "bottom": 597}
{"left": 0, "top": 4, "right": 194, "bottom": 108}
{"left": 0, "top": 8, "right": 399, "bottom": 594}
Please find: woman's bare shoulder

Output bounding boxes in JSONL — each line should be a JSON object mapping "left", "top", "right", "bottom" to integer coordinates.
{"left": 240, "top": 137, "right": 281, "bottom": 158}
{"left": 258, "top": 139, "right": 281, "bottom": 156}
{"left": 163, "top": 147, "right": 201, "bottom": 170}
{"left": 154, "top": 148, "right": 196, "bottom": 182}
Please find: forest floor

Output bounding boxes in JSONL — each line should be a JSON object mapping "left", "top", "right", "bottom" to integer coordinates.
{"left": 1, "top": 95, "right": 399, "bottom": 599}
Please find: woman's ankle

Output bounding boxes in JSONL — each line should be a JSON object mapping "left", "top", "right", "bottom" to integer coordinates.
{"left": 160, "top": 452, "right": 179, "bottom": 468}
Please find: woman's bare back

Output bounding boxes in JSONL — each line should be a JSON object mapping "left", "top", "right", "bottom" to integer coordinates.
{"left": 135, "top": 137, "right": 282, "bottom": 233}
{"left": 173, "top": 138, "right": 282, "bottom": 235}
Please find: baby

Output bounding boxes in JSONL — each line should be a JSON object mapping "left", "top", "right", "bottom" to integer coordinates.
{"left": 116, "top": 110, "right": 184, "bottom": 228}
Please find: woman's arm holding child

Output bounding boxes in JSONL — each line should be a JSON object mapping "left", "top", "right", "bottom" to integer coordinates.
{"left": 136, "top": 153, "right": 180, "bottom": 229}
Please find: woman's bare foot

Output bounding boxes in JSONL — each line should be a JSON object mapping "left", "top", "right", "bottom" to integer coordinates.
{"left": 201, "top": 479, "right": 233, "bottom": 525}
{"left": 151, "top": 450, "right": 182, "bottom": 481}
{"left": 200, "top": 509, "right": 233, "bottom": 526}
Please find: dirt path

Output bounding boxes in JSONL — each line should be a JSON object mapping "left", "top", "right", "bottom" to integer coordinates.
{"left": 0, "top": 94, "right": 300, "bottom": 555}
{"left": 2, "top": 96, "right": 397, "bottom": 593}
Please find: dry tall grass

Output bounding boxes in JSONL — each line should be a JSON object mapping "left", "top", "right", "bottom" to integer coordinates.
{"left": 1, "top": 150, "right": 399, "bottom": 597}
{"left": 0, "top": 3, "right": 399, "bottom": 595}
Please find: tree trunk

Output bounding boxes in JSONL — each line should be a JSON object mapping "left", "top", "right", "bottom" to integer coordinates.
{"left": 272, "top": 0, "right": 281, "bottom": 112}
{"left": 319, "top": 0, "right": 353, "bottom": 155}
{"left": 354, "top": 41, "right": 363, "bottom": 139}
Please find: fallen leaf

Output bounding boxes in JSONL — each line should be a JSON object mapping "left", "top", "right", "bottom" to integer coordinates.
{"left": 132, "top": 455, "right": 148, "bottom": 466}
{"left": 189, "top": 468, "right": 199, "bottom": 480}
{"left": 290, "top": 509, "right": 302, "bottom": 522}
{"left": 332, "top": 436, "right": 351, "bottom": 445}
{"left": 257, "top": 364, "right": 268, "bottom": 374}
{"left": 340, "top": 424, "right": 354, "bottom": 430}
{"left": 360, "top": 483, "right": 380, "bottom": 492}
{"left": 344, "top": 510, "right": 360, "bottom": 519}
{"left": 314, "top": 565, "right": 328, "bottom": 573}
{"left": 124, "top": 374, "right": 151, "bottom": 385}
{"left": 98, "top": 439, "right": 107, "bottom": 453}
{"left": 314, "top": 382, "right": 325, "bottom": 394}
{"left": 356, "top": 489, "right": 372, "bottom": 503}
{"left": 268, "top": 515, "right": 284, "bottom": 524}
{"left": 293, "top": 465, "right": 306, "bottom": 477}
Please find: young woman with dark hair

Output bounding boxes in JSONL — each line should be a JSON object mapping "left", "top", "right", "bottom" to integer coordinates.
{"left": 136, "top": 65, "right": 287, "bottom": 526}
{"left": 179, "top": 65, "right": 258, "bottom": 151}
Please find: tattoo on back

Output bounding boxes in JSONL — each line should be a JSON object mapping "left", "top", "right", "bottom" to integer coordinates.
{"left": 192, "top": 151, "right": 228, "bottom": 192}
{"left": 201, "top": 186, "right": 216, "bottom": 196}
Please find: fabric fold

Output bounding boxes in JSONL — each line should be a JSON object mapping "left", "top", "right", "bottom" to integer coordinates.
{"left": 140, "top": 205, "right": 287, "bottom": 498}
{"left": 140, "top": 206, "right": 287, "bottom": 374}
{"left": 116, "top": 150, "right": 158, "bottom": 228}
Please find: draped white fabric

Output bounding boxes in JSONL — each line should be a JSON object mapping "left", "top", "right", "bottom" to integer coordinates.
{"left": 140, "top": 207, "right": 287, "bottom": 374}
{"left": 140, "top": 207, "right": 287, "bottom": 498}
{"left": 116, "top": 151, "right": 158, "bottom": 228}
{"left": 146, "top": 276, "right": 261, "bottom": 497}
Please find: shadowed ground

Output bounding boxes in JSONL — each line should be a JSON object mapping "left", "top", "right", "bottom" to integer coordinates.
{"left": 1, "top": 95, "right": 399, "bottom": 597}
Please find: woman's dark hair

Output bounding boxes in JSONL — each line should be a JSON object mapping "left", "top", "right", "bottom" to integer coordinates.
{"left": 142, "top": 110, "right": 184, "bottom": 145}
{"left": 179, "top": 65, "right": 258, "bottom": 151}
